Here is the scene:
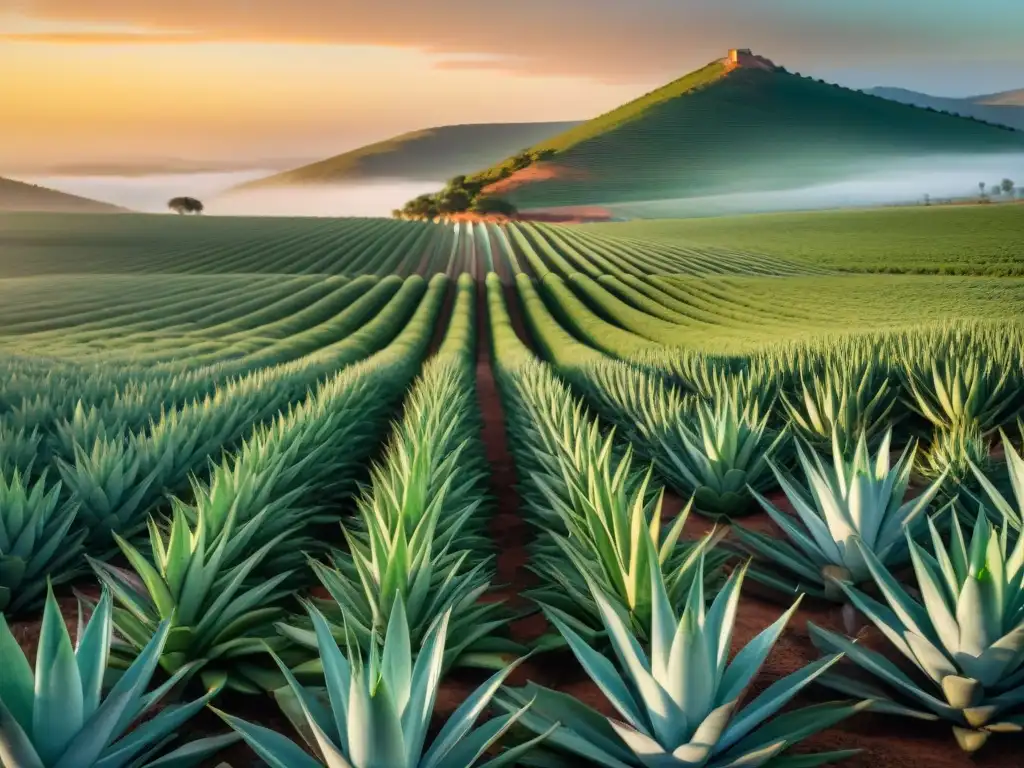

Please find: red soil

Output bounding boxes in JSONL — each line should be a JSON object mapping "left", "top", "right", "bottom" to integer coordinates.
{"left": 439, "top": 207, "right": 614, "bottom": 225}
{"left": 517, "top": 206, "right": 616, "bottom": 223}
{"left": 482, "top": 163, "right": 590, "bottom": 197}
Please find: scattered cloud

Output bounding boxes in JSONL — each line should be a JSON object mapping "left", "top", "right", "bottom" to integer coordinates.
{"left": 6, "top": 1, "right": 1020, "bottom": 82}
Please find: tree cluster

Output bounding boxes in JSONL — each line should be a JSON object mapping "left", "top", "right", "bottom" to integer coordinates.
{"left": 978, "top": 179, "right": 1016, "bottom": 199}
{"left": 396, "top": 146, "right": 558, "bottom": 220}
{"left": 396, "top": 175, "right": 518, "bottom": 220}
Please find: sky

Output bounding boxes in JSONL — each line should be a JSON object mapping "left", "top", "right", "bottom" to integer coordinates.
{"left": 2, "top": 0, "right": 1022, "bottom": 171}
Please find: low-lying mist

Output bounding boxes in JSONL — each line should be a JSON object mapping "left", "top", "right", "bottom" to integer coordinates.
{"left": 619, "top": 153, "right": 1024, "bottom": 218}
{"left": 15, "top": 153, "right": 1024, "bottom": 220}
{"left": 211, "top": 180, "right": 443, "bottom": 217}
{"left": 9, "top": 172, "right": 442, "bottom": 217}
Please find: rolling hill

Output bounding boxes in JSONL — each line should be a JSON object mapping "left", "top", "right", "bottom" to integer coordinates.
{"left": 230, "top": 122, "right": 580, "bottom": 192}
{"left": 461, "top": 51, "right": 1024, "bottom": 215}
{"left": 0, "top": 177, "right": 128, "bottom": 214}
{"left": 866, "top": 86, "right": 1024, "bottom": 130}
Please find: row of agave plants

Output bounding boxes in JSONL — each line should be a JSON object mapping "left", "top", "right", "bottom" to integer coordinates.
{"left": 0, "top": 279, "right": 462, "bottom": 765}
{"left": 492, "top": 274, "right": 1024, "bottom": 759}
{"left": 510, "top": 265, "right": 1021, "bottom": 514}
{"left": 518, "top": 269, "right": 1021, "bottom": 525}
{"left": 2, "top": 273, "right": 1023, "bottom": 766}
{"left": 0, "top": 278, "right": 438, "bottom": 618}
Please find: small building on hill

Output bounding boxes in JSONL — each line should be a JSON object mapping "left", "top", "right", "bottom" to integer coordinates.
{"left": 726, "top": 48, "right": 776, "bottom": 70}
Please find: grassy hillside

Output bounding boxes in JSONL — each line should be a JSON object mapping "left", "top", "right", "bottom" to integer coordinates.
{"left": 0, "top": 177, "right": 127, "bottom": 214}
{"left": 867, "top": 86, "right": 1024, "bottom": 130}
{"left": 232, "top": 122, "right": 580, "bottom": 191}
{"left": 467, "top": 65, "right": 1024, "bottom": 211}
{"left": 589, "top": 203, "right": 1024, "bottom": 275}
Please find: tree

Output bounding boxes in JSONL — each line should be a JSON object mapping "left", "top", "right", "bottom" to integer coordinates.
{"left": 990, "top": 183, "right": 1002, "bottom": 196}
{"left": 471, "top": 196, "right": 518, "bottom": 217}
{"left": 978, "top": 182, "right": 986, "bottom": 198}
{"left": 1001, "top": 178, "right": 1015, "bottom": 196}
{"left": 436, "top": 188, "right": 472, "bottom": 215}
{"left": 923, "top": 193, "right": 930, "bottom": 206}
{"left": 168, "top": 196, "right": 203, "bottom": 215}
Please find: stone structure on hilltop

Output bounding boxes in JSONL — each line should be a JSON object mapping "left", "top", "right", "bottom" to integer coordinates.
{"left": 726, "top": 48, "right": 777, "bottom": 71}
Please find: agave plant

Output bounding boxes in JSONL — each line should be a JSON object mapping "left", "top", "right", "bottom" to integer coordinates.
{"left": 58, "top": 435, "right": 168, "bottom": 553}
{"left": 0, "top": 470, "right": 84, "bottom": 616}
{"left": 968, "top": 431, "right": 1024, "bottom": 532}
{"left": 90, "top": 501, "right": 297, "bottom": 693}
{"left": 918, "top": 424, "right": 995, "bottom": 514}
{"left": 528, "top": 437, "right": 727, "bottom": 646}
{"left": 279, "top": 358, "right": 517, "bottom": 673}
{"left": 732, "top": 428, "right": 945, "bottom": 600}
{"left": 0, "top": 423, "right": 42, "bottom": 478}
{"left": 810, "top": 512, "right": 1024, "bottom": 752}
{"left": 902, "top": 355, "right": 1017, "bottom": 435}
{"left": 0, "top": 584, "right": 237, "bottom": 766}
{"left": 782, "top": 363, "right": 897, "bottom": 455}
{"left": 217, "top": 598, "right": 553, "bottom": 768}
{"left": 500, "top": 547, "right": 867, "bottom": 767}
{"left": 650, "top": 387, "right": 787, "bottom": 517}
{"left": 282, "top": 501, "right": 510, "bottom": 674}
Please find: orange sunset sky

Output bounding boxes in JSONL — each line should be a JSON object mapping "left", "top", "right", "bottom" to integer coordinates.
{"left": 2, "top": 1, "right": 1022, "bottom": 171}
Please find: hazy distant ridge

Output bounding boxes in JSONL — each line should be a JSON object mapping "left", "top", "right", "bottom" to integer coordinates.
{"left": 0, "top": 177, "right": 129, "bottom": 214}
{"left": 866, "top": 86, "right": 1024, "bottom": 130}
{"left": 229, "top": 122, "right": 581, "bottom": 192}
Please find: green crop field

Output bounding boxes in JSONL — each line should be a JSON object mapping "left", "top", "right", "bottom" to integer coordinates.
{"left": 591, "top": 203, "right": 1024, "bottom": 275}
{"left": 1, "top": 209, "right": 1023, "bottom": 768}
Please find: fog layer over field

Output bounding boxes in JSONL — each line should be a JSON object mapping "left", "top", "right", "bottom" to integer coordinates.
{"left": 14, "top": 153, "right": 1024, "bottom": 218}
{"left": 612, "top": 153, "right": 1024, "bottom": 218}
{"left": 214, "top": 180, "right": 443, "bottom": 217}
{"left": 8, "top": 173, "right": 441, "bottom": 216}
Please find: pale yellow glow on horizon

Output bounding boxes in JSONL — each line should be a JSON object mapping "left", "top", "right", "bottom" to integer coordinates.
{"left": 0, "top": 36, "right": 645, "bottom": 168}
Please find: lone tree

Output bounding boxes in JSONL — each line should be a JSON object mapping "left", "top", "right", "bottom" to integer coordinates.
{"left": 168, "top": 197, "right": 204, "bottom": 215}
{"left": 1002, "top": 178, "right": 1016, "bottom": 196}
{"left": 978, "top": 182, "right": 986, "bottom": 199}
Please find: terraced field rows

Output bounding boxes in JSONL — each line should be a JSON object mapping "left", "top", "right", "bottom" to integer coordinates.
{"left": 1, "top": 212, "right": 1022, "bottom": 768}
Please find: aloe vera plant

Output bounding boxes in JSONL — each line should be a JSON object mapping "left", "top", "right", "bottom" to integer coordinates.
{"left": 650, "top": 386, "right": 787, "bottom": 518}
{"left": 500, "top": 547, "right": 866, "bottom": 767}
{"left": 0, "top": 584, "right": 237, "bottom": 766}
{"left": 0, "top": 470, "right": 84, "bottom": 616}
{"left": 733, "top": 428, "right": 945, "bottom": 600}
{"left": 217, "top": 598, "right": 553, "bottom": 768}
{"left": 810, "top": 512, "right": 1024, "bottom": 752}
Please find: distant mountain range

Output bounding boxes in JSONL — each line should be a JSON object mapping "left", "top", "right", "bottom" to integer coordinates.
{"left": 227, "top": 122, "right": 582, "bottom": 192}
{"left": 0, "top": 177, "right": 128, "bottom": 214}
{"left": 865, "top": 87, "right": 1024, "bottom": 130}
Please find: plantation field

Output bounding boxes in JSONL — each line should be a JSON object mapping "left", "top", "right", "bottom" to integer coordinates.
{"left": 2, "top": 210, "right": 1023, "bottom": 768}
{"left": 592, "top": 203, "right": 1024, "bottom": 275}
